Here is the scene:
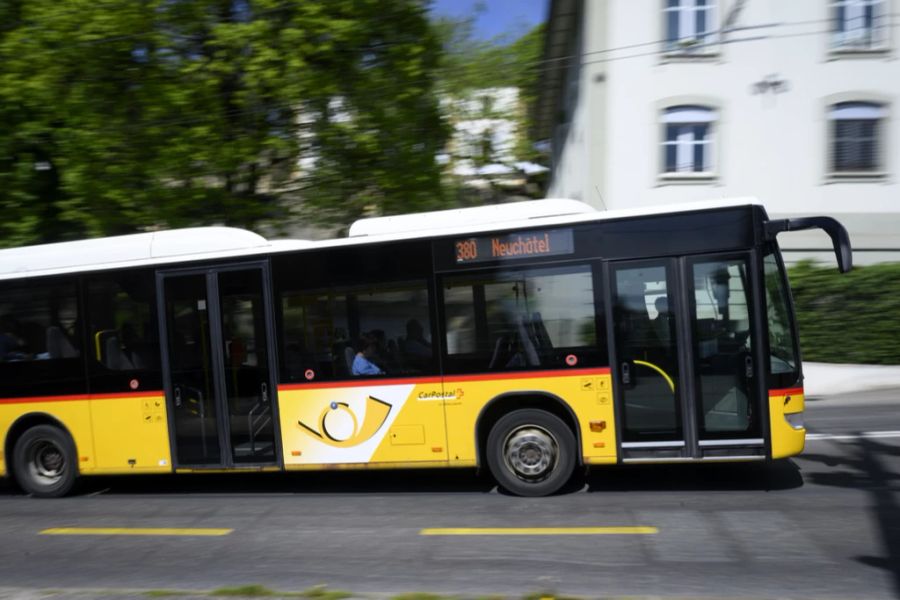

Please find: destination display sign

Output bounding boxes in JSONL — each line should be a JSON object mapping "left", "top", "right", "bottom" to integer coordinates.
{"left": 454, "top": 228, "right": 574, "bottom": 264}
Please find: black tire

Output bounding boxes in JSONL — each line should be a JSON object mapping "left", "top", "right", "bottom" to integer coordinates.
{"left": 485, "top": 409, "right": 577, "bottom": 497}
{"left": 13, "top": 425, "right": 78, "bottom": 498}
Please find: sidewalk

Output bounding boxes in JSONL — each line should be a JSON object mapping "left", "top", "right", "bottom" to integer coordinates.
{"left": 803, "top": 362, "right": 900, "bottom": 397}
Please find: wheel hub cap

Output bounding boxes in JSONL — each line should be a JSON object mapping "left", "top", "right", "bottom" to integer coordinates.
{"left": 503, "top": 426, "right": 558, "bottom": 481}
{"left": 29, "top": 441, "right": 65, "bottom": 483}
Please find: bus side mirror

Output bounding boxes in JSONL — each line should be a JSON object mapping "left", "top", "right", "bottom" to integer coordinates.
{"left": 764, "top": 217, "right": 853, "bottom": 273}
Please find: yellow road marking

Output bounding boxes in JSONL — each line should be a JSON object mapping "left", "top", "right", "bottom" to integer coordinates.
{"left": 40, "top": 527, "right": 233, "bottom": 536}
{"left": 420, "top": 526, "right": 658, "bottom": 536}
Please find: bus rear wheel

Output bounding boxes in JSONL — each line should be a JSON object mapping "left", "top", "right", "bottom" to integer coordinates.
{"left": 13, "top": 425, "right": 78, "bottom": 498}
{"left": 486, "top": 409, "right": 576, "bottom": 497}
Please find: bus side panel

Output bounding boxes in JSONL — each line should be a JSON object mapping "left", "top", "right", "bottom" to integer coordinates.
{"left": 88, "top": 394, "right": 172, "bottom": 474}
{"left": 769, "top": 388, "right": 805, "bottom": 459}
{"left": 278, "top": 381, "right": 449, "bottom": 467}
{"left": 442, "top": 370, "right": 617, "bottom": 466}
{"left": 0, "top": 399, "right": 96, "bottom": 476}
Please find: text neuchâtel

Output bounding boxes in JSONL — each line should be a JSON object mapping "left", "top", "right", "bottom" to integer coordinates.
{"left": 491, "top": 233, "right": 552, "bottom": 258}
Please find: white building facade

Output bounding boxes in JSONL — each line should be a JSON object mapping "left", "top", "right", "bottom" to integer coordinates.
{"left": 537, "top": 0, "right": 900, "bottom": 264}
{"left": 442, "top": 87, "right": 547, "bottom": 195}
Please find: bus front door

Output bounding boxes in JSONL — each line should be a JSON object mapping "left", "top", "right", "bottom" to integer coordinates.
{"left": 159, "top": 265, "right": 279, "bottom": 468}
{"left": 609, "top": 254, "right": 763, "bottom": 460}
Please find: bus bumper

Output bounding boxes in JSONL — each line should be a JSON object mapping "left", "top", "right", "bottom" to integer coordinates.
{"left": 769, "top": 387, "right": 806, "bottom": 459}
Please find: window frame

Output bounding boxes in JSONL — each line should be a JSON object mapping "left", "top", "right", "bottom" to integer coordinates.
{"left": 829, "top": 0, "right": 890, "bottom": 54}
{"left": 826, "top": 100, "right": 889, "bottom": 179}
{"left": 662, "top": 0, "right": 720, "bottom": 59}
{"left": 659, "top": 104, "right": 719, "bottom": 182}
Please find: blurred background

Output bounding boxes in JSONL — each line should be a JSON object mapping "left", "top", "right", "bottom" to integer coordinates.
{"left": 0, "top": 0, "right": 897, "bottom": 364}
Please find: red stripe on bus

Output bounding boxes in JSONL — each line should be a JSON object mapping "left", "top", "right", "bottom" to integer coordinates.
{"left": 278, "top": 367, "right": 612, "bottom": 392}
{"left": 769, "top": 387, "right": 804, "bottom": 397}
{"left": 279, "top": 376, "right": 442, "bottom": 391}
{"left": 0, "top": 391, "right": 164, "bottom": 405}
{"left": 0, "top": 394, "right": 89, "bottom": 405}
{"left": 89, "top": 391, "right": 165, "bottom": 400}
{"left": 444, "top": 367, "right": 611, "bottom": 383}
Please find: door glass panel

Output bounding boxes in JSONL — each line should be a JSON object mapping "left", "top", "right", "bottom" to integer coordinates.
{"left": 613, "top": 264, "right": 682, "bottom": 442}
{"left": 219, "top": 269, "right": 276, "bottom": 464}
{"left": 164, "top": 274, "right": 221, "bottom": 465}
{"left": 691, "top": 258, "right": 757, "bottom": 437}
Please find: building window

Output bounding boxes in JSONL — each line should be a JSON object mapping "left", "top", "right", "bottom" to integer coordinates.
{"left": 829, "top": 102, "right": 885, "bottom": 174}
{"left": 664, "top": 0, "right": 718, "bottom": 54}
{"left": 831, "top": 0, "right": 887, "bottom": 51}
{"left": 661, "top": 105, "right": 716, "bottom": 175}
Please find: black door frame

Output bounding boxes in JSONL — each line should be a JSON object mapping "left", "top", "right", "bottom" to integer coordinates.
{"left": 607, "top": 251, "right": 768, "bottom": 460}
{"left": 606, "top": 257, "right": 694, "bottom": 457}
{"left": 156, "top": 260, "right": 282, "bottom": 469}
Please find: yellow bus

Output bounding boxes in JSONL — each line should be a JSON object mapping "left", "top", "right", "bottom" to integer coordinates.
{"left": 0, "top": 199, "right": 851, "bottom": 497}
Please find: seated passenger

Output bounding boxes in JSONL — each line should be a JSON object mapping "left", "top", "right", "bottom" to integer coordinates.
{"left": 352, "top": 333, "right": 385, "bottom": 376}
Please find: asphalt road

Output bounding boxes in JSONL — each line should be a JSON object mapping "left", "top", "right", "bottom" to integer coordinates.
{"left": 1, "top": 387, "right": 899, "bottom": 600}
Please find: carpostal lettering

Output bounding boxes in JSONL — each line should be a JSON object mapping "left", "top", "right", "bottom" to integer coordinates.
{"left": 418, "top": 390, "right": 457, "bottom": 400}
{"left": 491, "top": 234, "right": 551, "bottom": 258}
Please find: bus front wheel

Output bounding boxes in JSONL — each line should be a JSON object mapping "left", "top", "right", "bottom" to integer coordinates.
{"left": 13, "top": 425, "right": 78, "bottom": 498}
{"left": 486, "top": 409, "right": 576, "bottom": 497}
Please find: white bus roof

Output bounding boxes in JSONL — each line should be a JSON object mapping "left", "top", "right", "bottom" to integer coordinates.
{"left": 0, "top": 227, "right": 312, "bottom": 280}
{"left": 348, "top": 199, "right": 596, "bottom": 237}
{"left": 0, "top": 198, "right": 761, "bottom": 280}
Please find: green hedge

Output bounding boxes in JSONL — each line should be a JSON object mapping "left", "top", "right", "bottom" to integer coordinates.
{"left": 787, "top": 261, "right": 900, "bottom": 365}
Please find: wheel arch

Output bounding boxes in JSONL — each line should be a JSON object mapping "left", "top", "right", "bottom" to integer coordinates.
{"left": 474, "top": 391, "right": 582, "bottom": 469}
{"left": 4, "top": 412, "right": 76, "bottom": 481}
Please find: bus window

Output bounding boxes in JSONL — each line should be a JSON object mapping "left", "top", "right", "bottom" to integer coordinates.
{"left": 0, "top": 278, "right": 84, "bottom": 399}
{"left": 280, "top": 281, "right": 434, "bottom": 381}
{"left": 0, "top": 280, "right": 80, "bottom": 363}
{"left": 441, "top": 264, "right": 603, "bottom": 374}
{"left": 763, "top": 250, "right": 800, "bottom": 388}
{"left": 86, "top": 271, "right": 159, "bottom": 373}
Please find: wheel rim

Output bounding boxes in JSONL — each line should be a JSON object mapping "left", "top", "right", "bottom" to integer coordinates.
{"left": 26, "top": 440, "right": 66, "bottom": 485}
{"left": 502, "top": 425, "right": 558, "bottom": 482}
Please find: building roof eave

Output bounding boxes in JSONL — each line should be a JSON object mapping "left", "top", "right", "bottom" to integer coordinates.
{"left": 533, "top": 0, "right": 581, "bottom": 142}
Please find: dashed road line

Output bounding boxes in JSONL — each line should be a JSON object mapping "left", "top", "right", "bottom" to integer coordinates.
{"left": 40, "top": 527, "right": 233, "bottom": 536}
{"left": 420, "top": 526, "right": 658, "bottom": 536}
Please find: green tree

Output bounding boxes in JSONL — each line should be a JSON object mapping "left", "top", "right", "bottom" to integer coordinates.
{"left": 0, "top": 0, "right": 449, "bottom": 244}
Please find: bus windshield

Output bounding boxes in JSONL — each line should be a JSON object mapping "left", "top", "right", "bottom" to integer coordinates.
{"left": 763, "top": 249, "right": 800, "bottom": 388}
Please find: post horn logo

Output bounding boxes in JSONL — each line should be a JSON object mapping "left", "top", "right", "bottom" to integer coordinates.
{"left": 298, "top": 396, "right": 392, "bottom": 448}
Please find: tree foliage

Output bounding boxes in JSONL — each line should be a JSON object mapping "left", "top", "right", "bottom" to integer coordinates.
{"left": 432, "top": 15, "right": 546, "bottom": 204}
{"left": 0, "top": 0, "right": 449, "bottom": 244}
{"left": 433, "top": 12, "right": 542, "bottom": 96}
